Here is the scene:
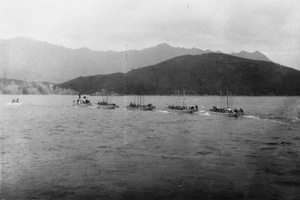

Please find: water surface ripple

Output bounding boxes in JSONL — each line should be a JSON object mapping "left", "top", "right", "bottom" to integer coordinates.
{"left": 1, "top": 95, "right": 299, "bottom": 200}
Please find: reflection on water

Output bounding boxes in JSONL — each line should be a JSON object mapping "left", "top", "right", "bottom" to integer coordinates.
{"left": 1, "top": 95, "right": 300, "bottom": 199}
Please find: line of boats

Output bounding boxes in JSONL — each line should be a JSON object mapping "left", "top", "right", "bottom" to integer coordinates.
{"left": 72, "top": 91, "right": 245, "bottom": 117}
{"left": 73, "top": 99, "right": 199, "bottom": 113}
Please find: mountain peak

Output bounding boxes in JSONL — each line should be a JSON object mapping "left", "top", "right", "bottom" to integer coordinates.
{"left": 231, "top": 50, "right": 271, "bottom": 62}
{"left": 155, "top": 43, "right": 172, "bottom": 48}
{"left": 253, "top": 51, "right": 263, "bottom": 55}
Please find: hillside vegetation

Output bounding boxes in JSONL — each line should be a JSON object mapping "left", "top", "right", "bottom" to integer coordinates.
{"left": 60, "top": 53, "right": 300, "bottom": 96}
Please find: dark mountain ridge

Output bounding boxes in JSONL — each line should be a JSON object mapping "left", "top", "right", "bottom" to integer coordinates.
{"left": 60, "top": 53, "right": 300, "bottom": 96}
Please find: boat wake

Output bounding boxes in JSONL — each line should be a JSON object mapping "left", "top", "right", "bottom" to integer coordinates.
{"left": 243, "top": 115, "right": 260, "bottom": 120}
{"left": 244, "top": 115, "right": 300, "bottom": 124}
{"left": 72, "top": 105, "right": 94, "bottom": 108}
{"left": 4, "top": 102, "right": 22, "bottom": 106}
{"left": 267, "top": 115, "right": 300, "bottom": 123}
{"left": 156, "top": 110, "right": 169, "bottom": 114}
{"left": 199, "top": 111, "right": 211, "bottom": 116}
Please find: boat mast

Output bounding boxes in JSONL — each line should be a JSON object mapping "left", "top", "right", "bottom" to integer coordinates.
{"left": 175, "top": 90, "right": 177, "bottom": 106}
{"left": 123, "top": 45, "right": 128, "bottom": 95}
{"left": 143, "top": 96, "right": 145, "bottom": 106}
{"left": 182, "top": 89, "right": 185, "bottom": 107}
{"left": 139, "top": 91, "right": 142, "bottom": 105}
{"left": 220, "top": 91, "right": 222, "bottom": 108}
{"left": 226, "top": 91, "right": 229, "bottom": 109}
{"left": 230, "top": 91, "right": 233, "bottom": 109}
{"left": 139, "top": 95, "right": 141, "bottom": 106}
{"left": 178, "top": 90, "right": 180, "bottom": 106}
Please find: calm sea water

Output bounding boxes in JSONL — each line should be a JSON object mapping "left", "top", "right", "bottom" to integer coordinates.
{"left": 1, "top": 95, "right": 300, "bottom": 200}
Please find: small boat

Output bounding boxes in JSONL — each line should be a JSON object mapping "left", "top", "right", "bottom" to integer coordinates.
{"left": 73, "top": 95, "right": 92, "bottom": 107}
{"left": 166, "top": 105, "right": 199, "bottom": 114}
{"left": 208, "top": 107, "right": 244, "bottom": 117}
{"left": 228, "top": 111, "right": 244, "bottom": 118}
{"left": 165, "top": 90, "right": 198, "bottom": 114}
{"left": 208, "top": 91, "right": 244, "bottom": 117}
{"left": 5, "top": 99, "right": 22, "bottom": 106}
{"left": 73, "top": 100, "right": 92, "bottom": 107}
{"left": 96, "top": 95, "right": 119, "bottom": 109}
{"left": 126, "top": 95, "right": 156, "bottom": 111}
{"left": 126, "top": 103, "right": 156, "bottom": 111}
{"left": 97, "top": 100, "right": 119, "bottom": 109}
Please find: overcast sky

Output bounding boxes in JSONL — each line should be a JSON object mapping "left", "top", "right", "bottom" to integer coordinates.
{"left": 0, "top": 0, "right": 299, "bottom": 70}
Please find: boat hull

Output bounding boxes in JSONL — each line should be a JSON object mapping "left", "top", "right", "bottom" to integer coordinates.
{"left": 126, "top": 105, "right": 156, "bottom": 111}
{"left": 73, "top": 102, "right": 92, "bottom": 107}
{"left": 5, "top": 102, "right": 22, "bottom": 106}
{"left": 208, "top": 111, "right": 244, "bottom": 117}
{"left": 166, "top": 108, "right": 199, "bottom": 114}
{"left": 97, "top": 104, "right": 119, "bottom": 109}
{"left": 208, "top": 111, "right": 230, "bottom": 115}
{"left": 228, "top": 113, "right": 244, "bottom": 117}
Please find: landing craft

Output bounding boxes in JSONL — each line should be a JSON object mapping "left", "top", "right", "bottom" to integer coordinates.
{"left": 165, "top": 90, "right": 199, "bottom": 114}
{"left": 126, "top": 96, "right": 156, "bottom": 111}
{"left": 208, "top": 91, "right": 244, "bottom": 117}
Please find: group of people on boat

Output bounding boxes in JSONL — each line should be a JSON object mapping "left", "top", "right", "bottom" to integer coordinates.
{"left": 209, "top": 106, "right": 243, "bottom": 114}
{"left": 97, "top": 99, "right": 109, "bottom": 105}
{"left": 74, "top": 94, "right": 90, "bottom": 104}
{"left": 128, "top": 102, "right": 154, "bottom": 108}
{"left": 12, "top": 98, "right": 19, "bottom": 103}
{"left": 97, "top": 99, "right": 117, "bottom": 106}
{"left": 166, "top": 104, "right": 198, "bottom": 110}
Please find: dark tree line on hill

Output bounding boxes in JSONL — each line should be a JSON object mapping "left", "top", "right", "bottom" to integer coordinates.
{"left": 60, "top": 53, "right": 300, "bottom": 96}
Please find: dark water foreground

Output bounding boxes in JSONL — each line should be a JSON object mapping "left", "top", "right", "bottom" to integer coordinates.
{"left": 1, "top": 95, "right": 300, "bottom": 200}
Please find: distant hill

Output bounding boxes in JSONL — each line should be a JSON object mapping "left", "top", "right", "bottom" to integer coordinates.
{"left": 231, "top": 51, "right": 271, "bottom": 62}
{"left": 0, "top": 37, "right": 272, "bottom": 83}
{"left": 0, "top": 78, "right": 76, "bottom": 95}
{"left": 60, "top": 53, "right": 300, "bottom": 96}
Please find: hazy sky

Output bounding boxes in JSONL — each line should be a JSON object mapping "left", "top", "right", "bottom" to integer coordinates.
{"left": 0, "top": 0, "right": 299, "bottom": 70}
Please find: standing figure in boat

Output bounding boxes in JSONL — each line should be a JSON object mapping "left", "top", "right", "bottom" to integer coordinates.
{"left": 11, "top": 98, "right": 20, "bottom": 103}
{"left": 82, "top": 96, "right": 90, "bottom": 103}
{"left": 166, "top": 104, "right": 199, "bottom": 114}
